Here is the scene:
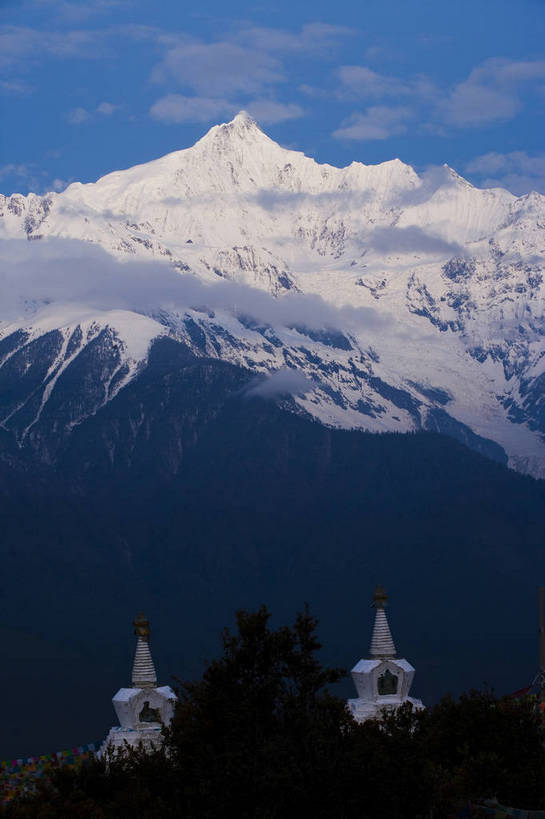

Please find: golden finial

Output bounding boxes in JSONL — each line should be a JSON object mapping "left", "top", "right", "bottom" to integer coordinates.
{"left": 372, "top": 585, "right": 388, "bottom": 609}
{"left": 133, "top": 612, "right": 151, "bottom": 641}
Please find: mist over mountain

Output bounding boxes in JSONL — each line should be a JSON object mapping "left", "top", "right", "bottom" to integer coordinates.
{"left": 1, "top": 112, "right": 545, "bottom": 475}
{"left": 1, "top": 115, "right": 545, "bottom": 758}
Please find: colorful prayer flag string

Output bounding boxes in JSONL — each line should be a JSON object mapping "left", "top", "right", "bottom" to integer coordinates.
{"left": 1, "top": 742, "right": 100, "bottom": 804}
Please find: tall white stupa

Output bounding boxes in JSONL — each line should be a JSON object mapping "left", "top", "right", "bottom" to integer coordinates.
{"left": 347, "top": 585, "right": 424, "bottom": 722}
{"left": 100, "top": 613, "right": 177, "bottom": 755}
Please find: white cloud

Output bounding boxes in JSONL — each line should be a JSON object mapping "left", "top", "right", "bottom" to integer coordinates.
{"left": 66, "top": 106, "right": 91, "bottom": 124}
{"left": 66, "top": 101, "right": 121, "bottom": 125}
{"left": 365, "top": 225, "right": 464, "bottom": 256}
{"left": 0, "top": 78, "right": 32, "bottom": 94}
{"left": 52, "top": 178, "right": 69, "bottom": 192}
{"left": 465, "top": 151, "right": 545, "bottom": 195}
{"left": 149, "top": 94, "right": 236, "bottom": 124}
{"left": 0, "top": 162, "right": 46, "bottom": 192}
{"left": 333, "top": 106, "right": 412, "bottom": 141}
{"left": 482, "top": 58, "right": 545, "bottom": 84}
{"left": 0, "top": 162, "right": 73, "bottom": 195}
{"left": 465, "top": 153, "right": 513, "bottom": 176}
{"left": 298, "top": 83, "right": 328, "bottom": 99}
{"left": 151, "top": 40, "right": 283, "bottom": 97}
{"left": 236, "top": 23, "right": 352, "bottom": 55}
{"left": 466, "top": 150, "right": 545, "bottom": 177}
{"left": 244, "top": 368, "right": 313, "bottom": 399}
{"left": 336, "top": 65, "right": 411, "bottom": 99}
{"left": 96, "top": 101, "right": 119, "bottom": 115}
{"left": 245, "top": 100, "right": 303, "bottom": 124}
{"left": 442, "top": 81, "right": 520, "bottom": 127}
{"left": 332, "top": 56, "right": 545, "bottom": 139}
{"left": 441, "top": 58, "right": 545, "bottom": 128}
{"left": 481, "top": 173, "right": 543, "bottom": 196}
{"left": 28, "top": 0, "right": 127, "bottom": 22}
{"left": 0, "top": 163, "right": 31, "bottom": 180}
{"left": 0, "top": 21, "right": 159, "bottom": 75}
{"left": 148, "top": 23, "right": 351, "bottom": 127}
{"left": 0, "top": 25, "right": 107, "bottom": 71}
{"left": 0, "top": 237, "right": 392, "bottom": 335}
{"left": 395, "top": 165, "right": 458, "bottom": 206}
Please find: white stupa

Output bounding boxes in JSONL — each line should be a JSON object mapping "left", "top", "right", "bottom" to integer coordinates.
{"left": 347, "top": 585, "right": 424, "bottom": 722}
{"left": 99, "top": 613, "right": 177, "bottom": 755}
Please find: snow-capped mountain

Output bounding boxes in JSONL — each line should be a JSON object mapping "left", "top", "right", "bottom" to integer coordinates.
{"left": 1, "top": 111, "right": 545, "bottom": 475}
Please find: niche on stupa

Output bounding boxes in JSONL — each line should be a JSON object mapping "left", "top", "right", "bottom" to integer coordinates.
{"left": 139, "top": 701, "right": 162, "bottom": 724}
{"left": 378, "top": 668, "right": 398, "bottom": 695}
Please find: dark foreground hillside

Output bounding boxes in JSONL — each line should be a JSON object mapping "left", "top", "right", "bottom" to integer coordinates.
{"left": 1, "top": 338, "right": 544, "bottom": 757}
{"left": 4, "top": 609, "right": 545, "bottom": 819}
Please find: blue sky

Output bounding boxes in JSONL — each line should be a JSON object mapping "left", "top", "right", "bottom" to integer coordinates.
{"left": 1, "top": 0, "right": 545, "bottom": 197}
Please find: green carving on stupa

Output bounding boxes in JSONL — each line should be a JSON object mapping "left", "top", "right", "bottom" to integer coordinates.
{"left": 139, "top": 701, "right": 161, "bottom": 723}
{"left": 378, "top": 668, "right": 398, "bottom": 695}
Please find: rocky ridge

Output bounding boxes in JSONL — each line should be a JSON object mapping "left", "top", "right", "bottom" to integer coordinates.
{"left": 1, "top": 112, "right": 545, "bottom": 475}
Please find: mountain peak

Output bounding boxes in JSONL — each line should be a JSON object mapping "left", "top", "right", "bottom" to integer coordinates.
{"left": 232, "top": 110, "right": 257, "bottom": 127}
{"left": 198, "top": 110, "right": 270, "bottom": 150}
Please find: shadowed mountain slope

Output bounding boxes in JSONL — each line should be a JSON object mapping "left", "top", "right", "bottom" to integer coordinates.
{"left": 1, "top": 338, "right": 544, "bottom": 757}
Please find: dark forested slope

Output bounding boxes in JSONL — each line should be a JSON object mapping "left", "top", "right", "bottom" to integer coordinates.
{"left": 1, "top": 338, "right": 544, "bottom": 757}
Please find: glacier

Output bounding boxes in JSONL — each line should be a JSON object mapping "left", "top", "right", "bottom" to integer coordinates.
{"left": 1, "top": 111, "right": 545, "bottom": 476}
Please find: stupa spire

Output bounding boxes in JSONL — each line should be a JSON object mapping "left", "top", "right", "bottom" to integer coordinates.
{"left": 369, "top": 585, "right": 396, "bottom": 658}
{"left": 131, "top": 612, "right": 157, "bottom": 688}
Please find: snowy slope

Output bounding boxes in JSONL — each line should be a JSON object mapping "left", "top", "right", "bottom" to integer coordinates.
{"left": 1, "top": 112, "right": 545, "bottom": 475}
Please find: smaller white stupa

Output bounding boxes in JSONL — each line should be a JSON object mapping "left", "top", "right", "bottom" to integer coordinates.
{"left": 100, "top": 612, "right": 177, "bottom": 755}
{"left": 347, "top": 585, "right": 424, "bottom": 722}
